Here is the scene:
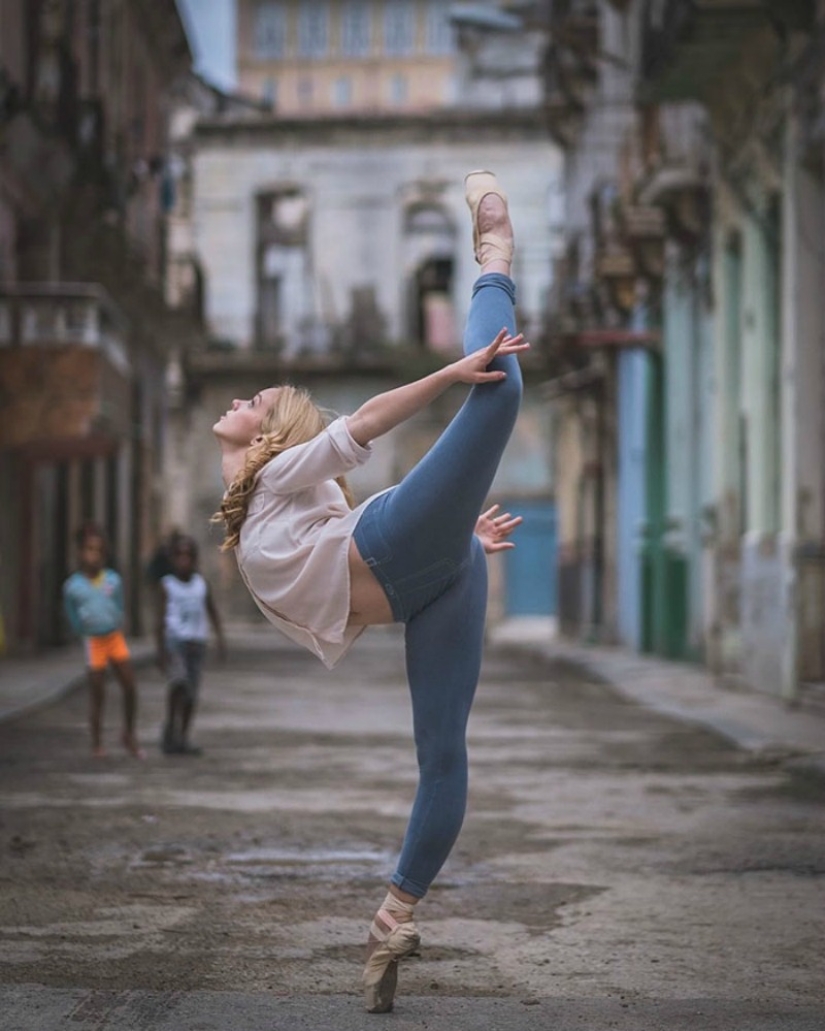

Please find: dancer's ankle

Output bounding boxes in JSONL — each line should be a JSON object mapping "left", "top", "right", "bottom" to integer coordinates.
{"left": 480, "top": 258, "right": 512, "bottom": 276}
{"left": 380, "top": 888, "right": 417, "bottom": 922}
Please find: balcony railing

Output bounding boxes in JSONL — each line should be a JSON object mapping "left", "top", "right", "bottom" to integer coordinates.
{"left": 541, "top": 0, "right": 600, "bottom": 146}
{"left": 0, "top": 283, "right": 131, "bottom": 376}
{"left": 639, "top": 0, "right": 769, "bottom": 101}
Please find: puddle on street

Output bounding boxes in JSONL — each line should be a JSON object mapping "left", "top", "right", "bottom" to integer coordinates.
{"left": 132, "top": 845, "right": 194, "bottom": 867}
{"left": 225, "top": 848, "right": 390, "bottom": 864}
{"left": 125, "top": 844, "right": 395, "bottom": 888}
{"left": 220, "top": 846, "right": 395, "bottom": 884}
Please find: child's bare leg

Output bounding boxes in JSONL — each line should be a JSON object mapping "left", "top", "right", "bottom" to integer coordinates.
{"left": 88, "top": 670, "right": 107, "bottom": 757}
{"left": 112, "top": 660, "right": 145, "bottom": 759}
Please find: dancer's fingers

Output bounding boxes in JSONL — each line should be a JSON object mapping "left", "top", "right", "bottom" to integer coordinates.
{"left": 487, "top": 329, "right": 523, "bottom": 354}
{"left": 494, "top": 515, "right": 522, "bottom": 537}
{"left": 494, "top": 332, "right": 524, "bottom": 350}
{"left": 497, "top": 339, "right": 529, "bottom": 356}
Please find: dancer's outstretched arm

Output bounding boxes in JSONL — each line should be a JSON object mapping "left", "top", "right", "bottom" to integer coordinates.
{"left": 346, "top": 330, "right": 528, "bottom": 447}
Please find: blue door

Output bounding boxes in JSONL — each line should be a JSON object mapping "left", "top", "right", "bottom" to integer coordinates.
{"left": 501, "top": 499, "right": 557, "bottom": 616}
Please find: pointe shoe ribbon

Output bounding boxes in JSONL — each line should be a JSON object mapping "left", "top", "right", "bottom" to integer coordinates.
{"left": 362, "top": 908, "right": 421, "bottom": 1014}
{"left": 464, "top": 169, "right": 514, "bottom": 266}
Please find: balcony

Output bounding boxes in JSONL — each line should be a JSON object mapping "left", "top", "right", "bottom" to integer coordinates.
{"left": 616, "top": 203, "right": 666, "bottom": 279}
{"left": 541, "top": 0, "right": 600, "bottom": 147}
{"left": 594, "top": 247, "right": 638, "bottom": 313}
{"left": 0, "top": 284, "right": 132, "bottom": 451}
{"left": 631, "top": 103, "right": 710, "bottom": 247}
{"left": 639, "top": 0, "right": 784, "bottom": 102}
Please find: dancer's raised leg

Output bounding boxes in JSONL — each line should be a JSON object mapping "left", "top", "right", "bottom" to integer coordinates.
{"left": 352, "top": 177, "right": 522, "bottom": 607}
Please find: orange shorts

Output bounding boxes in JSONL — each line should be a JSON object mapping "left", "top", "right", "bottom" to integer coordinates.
{"left": 85, "top": 631, "right": 130, "bottom": 671}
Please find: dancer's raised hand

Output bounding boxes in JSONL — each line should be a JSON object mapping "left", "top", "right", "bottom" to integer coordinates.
{"left": 449, "top": 329, "right": 529, "bottom": 384}
{"left": 475, "top": 504, "right": 523, "bottom": 554}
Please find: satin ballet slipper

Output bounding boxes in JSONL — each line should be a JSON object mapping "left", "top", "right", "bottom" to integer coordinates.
{"left": 464, "top": 169, "right": 514, "bottom": 267}
{"left": 362, "top": 907, "right": 421, "bottom": 1013}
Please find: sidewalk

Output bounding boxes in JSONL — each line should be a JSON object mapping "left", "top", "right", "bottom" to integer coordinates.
{"left": 0, "top": 626, "right": 299, "bottom": 725}
{"left": 2, "top": 622, "right": 825, "bottom": 782}
{"left": 0, "top": 639, "right": 156, "bottom": 724}
{"left": 489, "top": 618, "right": 825, "bottom": 780}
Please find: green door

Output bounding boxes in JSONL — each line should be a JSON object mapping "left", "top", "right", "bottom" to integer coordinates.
{"left": 641, "top": 348, "right": 689, "bottom": 660}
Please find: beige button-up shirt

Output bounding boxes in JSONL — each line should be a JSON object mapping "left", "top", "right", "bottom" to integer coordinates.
{"left": 235, "top": 417, "right": 377, "bottom": 669}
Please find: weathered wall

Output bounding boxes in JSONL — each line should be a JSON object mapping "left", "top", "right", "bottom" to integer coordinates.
{"left": 192, "top": 124, "right": 560, "bottom": 350}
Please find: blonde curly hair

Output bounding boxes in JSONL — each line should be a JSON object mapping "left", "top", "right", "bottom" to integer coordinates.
{"left": 213, "top": 385, "right": 355, "bottom": 551}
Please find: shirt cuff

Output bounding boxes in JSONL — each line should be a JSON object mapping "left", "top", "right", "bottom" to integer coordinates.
{"left": 328, "top": 416, "right": 372, "bottom": 465}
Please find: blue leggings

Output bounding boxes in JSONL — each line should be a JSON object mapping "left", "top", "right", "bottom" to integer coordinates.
{"left": 352, "top": 272, "right": 521, "bottom": 897}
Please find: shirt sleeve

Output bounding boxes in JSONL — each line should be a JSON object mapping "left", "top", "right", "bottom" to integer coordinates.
{"left": 257, "top": 417, "right": 372, "bottom": 494}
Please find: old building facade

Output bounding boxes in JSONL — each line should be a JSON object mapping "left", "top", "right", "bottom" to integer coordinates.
{"left": 0, "top": 0, "right": 198, "bottom": 652}
{"left": 542, "top": 0, "right": 825, "bottom": 701}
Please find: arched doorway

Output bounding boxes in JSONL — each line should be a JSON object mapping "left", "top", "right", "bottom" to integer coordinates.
{"left": 403, "top": 203, "right": 456, "bottom": 351}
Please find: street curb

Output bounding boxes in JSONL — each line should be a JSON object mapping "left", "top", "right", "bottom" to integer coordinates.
{"left": 0, "top": 643, "right": 156, "bottom": 726}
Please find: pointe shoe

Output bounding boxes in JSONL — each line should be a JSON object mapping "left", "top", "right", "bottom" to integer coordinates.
{"left": 464, "top": 170, "right": 514, "bottom": 267}
{"left": 362, "top": 908, "right": 421, "bottom": 1013}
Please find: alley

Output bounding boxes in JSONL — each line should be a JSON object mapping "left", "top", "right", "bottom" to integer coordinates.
{"left": 0, "top": 630, "right": 823, "bottom": 1030}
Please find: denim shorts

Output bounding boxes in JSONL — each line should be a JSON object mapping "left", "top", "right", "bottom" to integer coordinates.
{"left": 353, "top": 489, "right": 466, "bottom": 624}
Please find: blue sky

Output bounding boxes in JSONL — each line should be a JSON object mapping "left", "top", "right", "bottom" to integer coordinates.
{"left": 176, "top": 0, "right": 237, "bottom": 90}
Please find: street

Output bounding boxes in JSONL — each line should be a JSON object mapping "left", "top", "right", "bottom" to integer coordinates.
{"left": 1, "top": 629, "right": 823, "bottom": 1030}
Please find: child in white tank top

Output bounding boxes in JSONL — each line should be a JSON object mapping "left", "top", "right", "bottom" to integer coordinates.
{"left": 155, "top": 536, "right": 225, "bottom": 755}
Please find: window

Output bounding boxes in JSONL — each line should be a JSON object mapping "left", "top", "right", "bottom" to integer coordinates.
{"left": 383, "top": 0, "right": 415, "bottom": 55}
{"left": 425, "top": 1, "right": 453, "bottom": 55}
{"left": 297, "top": 75, "right": 314, "bottom": 108}
{"left": 333, "top": 76, "right": 353, "bottom": 107}
{"left": 254, "top": 1, "right": 286, "bottom": 59}
{"left": 405, "top": 204, "right": 452, "bottom": 235}
{"left": 389, "top": 73, "right": 408, "bottom": 106}
{"left": 341, "top": 1, "right": 371, "bottom": 56}
{"left": 262, "top": 77, "right": 277, "bottom": 106}
{"left": 298, "top": 2, "right": 329, "bottom": 58}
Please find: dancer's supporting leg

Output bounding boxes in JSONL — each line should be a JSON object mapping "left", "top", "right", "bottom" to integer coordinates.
{"left": 396, "top": 536, "right": 488, "bottom": 893}
{"left": 362, "top": 538, "right": 487, "bottom": 1013}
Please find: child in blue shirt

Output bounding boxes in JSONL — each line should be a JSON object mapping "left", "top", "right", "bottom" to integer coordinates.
{"left": 63, "top": 522, "right": 145, "bottom": 759}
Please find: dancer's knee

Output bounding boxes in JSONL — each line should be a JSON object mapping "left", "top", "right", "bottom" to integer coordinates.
{"left": 415, "top": 734, "right": 468, "bottom": 782}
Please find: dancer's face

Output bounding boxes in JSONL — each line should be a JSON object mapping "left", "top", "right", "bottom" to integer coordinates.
{"left": 213, "top": 387, "right": 281, "bottom": 445}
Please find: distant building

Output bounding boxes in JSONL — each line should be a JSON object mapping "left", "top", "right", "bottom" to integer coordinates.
{"left": 237, "top": 0, "right": 459, "bottom": 115}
